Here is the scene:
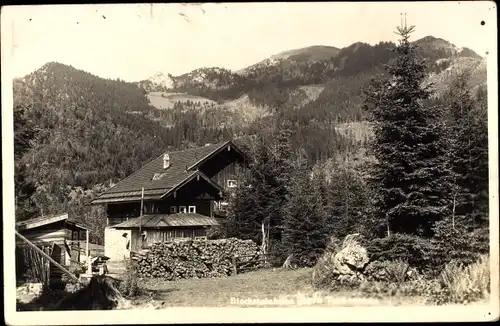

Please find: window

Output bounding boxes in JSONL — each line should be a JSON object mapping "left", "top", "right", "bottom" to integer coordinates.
{"left": 219, "top": 201, "right": 229, "bottom": 212}
{"left": 170, "top": 206, "right": 177, "bottom": 214}
{"left": 144, "top": 203, "right": 158, "bottom": 214}
{"left": 179, "top": 206, "right": 187, "bottom": 213}
{"left": 227, "top": 180, "right": 237, "bottom": 188}
{"left": 152, "top": 173, "right": 166, "bottom": 181}
{"left": 188, "top": 206, "right": 196, "bottom": 213}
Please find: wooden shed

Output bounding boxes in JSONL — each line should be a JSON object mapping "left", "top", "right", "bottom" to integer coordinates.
{"left": 15, "top": 213, "right": 89, "bottom": 283}
{"left": 112, "top": 213, "right": 221, "bottom": 252}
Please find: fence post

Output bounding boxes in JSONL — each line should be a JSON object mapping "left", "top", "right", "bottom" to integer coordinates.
{"left": 232, "top": 256, "right": 237, "bottom": 276}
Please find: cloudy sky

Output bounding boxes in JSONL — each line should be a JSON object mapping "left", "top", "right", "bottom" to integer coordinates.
{"left": 3, "top": 2, "right": 496, "bottom": 82}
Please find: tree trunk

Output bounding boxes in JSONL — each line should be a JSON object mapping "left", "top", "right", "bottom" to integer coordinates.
{"left": 452, "top": 193, "right": 457, "bottom": 230}
{"left": 282, "top": 254, "right": 294, "bottom": 269}
{"left": 386, "top": 213, "right": 391, "bottom": 237}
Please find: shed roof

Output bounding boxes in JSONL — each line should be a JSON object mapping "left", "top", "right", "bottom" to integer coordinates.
{"left": 112, "top": 213, "right": 221, "bottom": 229}
{"left": 16, "top": 213, "right": 89, "bottom": 232}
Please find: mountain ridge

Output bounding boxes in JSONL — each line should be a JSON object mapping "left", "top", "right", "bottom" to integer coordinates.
{"left": 132, "top": 35, "right": 482, "bottom": 96}
{"left": 15, "top": 34, "right": 485, "bottom": 127}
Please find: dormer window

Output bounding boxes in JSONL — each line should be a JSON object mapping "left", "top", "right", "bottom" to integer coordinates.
{"left": 227, "top": 180, "right": 237, "bottom": 188}
{"left": 152, "top": 173, "right": 166, "bottom": 181}
{"left": 179, "top": 206, "right": 187, "bottom": 213}
{"left": 170, "top": 206, "right": 177, "bottom": 214}
{"left": 188, "top": 206, "right": 196, "bottom": 213}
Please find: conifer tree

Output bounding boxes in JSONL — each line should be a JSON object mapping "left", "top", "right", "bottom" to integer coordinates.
{"left": 223, "top": 179, "right": 265, "bottom": 243}
{"left": 224, "top": 136, "right": 276, "bottom": 244}
{"left": 363, "top": 21, "right": 452, "bottom": 236}
{"left": 265, "top": 120, "right": 297, "bottom": 249}
{"left": 282, "top": 169, "right": 329, "bottom": 267}
{"left": 445, "top": 71, "right": 489, "bottom": 228}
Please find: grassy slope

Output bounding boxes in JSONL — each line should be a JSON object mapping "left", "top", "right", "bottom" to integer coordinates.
{"left": 147, "top": 92, "right": 216, "bottom": 110}
{"left": 134, "top": 268, "right": 430, "bottom": 307}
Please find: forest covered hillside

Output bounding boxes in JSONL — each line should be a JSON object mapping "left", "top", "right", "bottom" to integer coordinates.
{"left": 12, "top": 34, "right": 487, "bottom": 243}
{"left": 140, "top": 35, "right": 485, "bottom": 123}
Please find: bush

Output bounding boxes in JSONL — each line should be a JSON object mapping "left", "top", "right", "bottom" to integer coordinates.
{"left": 438, "top": 255, "right": 490, "bottom": 304}
{"left": 364, "top": 259, "right": 412, "bottom": 283}
{"left": 357, "top": 276, "right": 447, "bottom": 304}
{"left": 432, "top": 220, "right": 487, "bottom": 266}
{"left": 359, "top": 255, "right": 490, "bottom": 305}
{"left": 359, "top": 280, "right": 399, "bottom": 298}
{"left": 206, "top": 225, "right": 225, "bottom": 240}
{"left": 311, "top": 252, "right": 336, "bottom": 289}
{"left": 365, "top": 233, "right": 442, "bottom": 275}
{"left": 119, "top": 260, "right": 140, "bottom": 298}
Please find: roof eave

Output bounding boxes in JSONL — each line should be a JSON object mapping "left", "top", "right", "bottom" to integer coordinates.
{"left": 160, "top": 171, "right": 222, "bottom": 199}
{"left": 89, "top": 192, "right": 168, "bottom": 205}
{"left": 15, "top": 213, "right": 69, "bottom": 231}
{"left": 186, "top": 140, "right": 250, "bottom": 171}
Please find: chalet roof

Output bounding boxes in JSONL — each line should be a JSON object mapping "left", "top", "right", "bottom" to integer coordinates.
{"left": 112, "top": 213, "right": 221, "bottom": 229}
{"left": 16, "top": 213, "right": 89, "bottom": 232}
{"left": 91, "top": 140, "right": 248, "bottom": 205}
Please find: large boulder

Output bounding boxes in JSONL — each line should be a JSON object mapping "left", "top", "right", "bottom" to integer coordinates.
{"left": 333, "top": 243, "right": 369, "bottom": 274}
{"left": 312, "top": 234, "right": 369, "bottom": 288}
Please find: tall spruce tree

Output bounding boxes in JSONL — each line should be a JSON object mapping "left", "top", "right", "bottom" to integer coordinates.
{"left": 266, "top": 120, "right": 297, "bottom": 242}
{"left": 223, "top": 136, "right": 276, "bottom": 245}
{"left": 363, "top": 22, "right": 452, "bottom": 236}
{"left": 445, "top": 71, "right": 489, "bottom": 228}
{"left": 282, "top": 169, "right": 329, "bottom": 267}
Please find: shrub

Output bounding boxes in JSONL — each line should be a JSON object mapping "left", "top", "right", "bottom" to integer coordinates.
{"left": 365, "top": 233, "right": 441, "bottom": 275}
{"left": 311, "top": 252, "right": 336, "bottom": 289}
{"left": 386, "top": 259, "right": 411, "bottom": 283}
{"left": 206, "top": 225, "right": 225, "bottom": 240}
{"left": 438, "top": 255, "right": 490, "bottom": 304}
{"left": 432, "top": 219, "right": 487, "bottom": 266}
{"left": 359, "top": 281, "right": 399, "bottom": 298}
{"left": 364, "top": 259, "right": 411, "bottom": 283}
{"left": 325, "top": 235, "right": 343, "bottom": 254}
{"left": 119, "top": 260, "right": 140, "bottom": 298}
{"left": 357, "top": 275, "right": 447, "bottom": 304}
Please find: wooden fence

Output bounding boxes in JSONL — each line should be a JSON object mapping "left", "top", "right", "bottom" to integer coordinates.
{"left": 15, "top": 231, "right": 82, "bottom": 285}
{"left": 232, "top": 254, "right": 271, "bottom": 275}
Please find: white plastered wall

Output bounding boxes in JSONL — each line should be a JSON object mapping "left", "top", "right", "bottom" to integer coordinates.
{"left": 104, "top": 227, "right": 131, "bottom": 262}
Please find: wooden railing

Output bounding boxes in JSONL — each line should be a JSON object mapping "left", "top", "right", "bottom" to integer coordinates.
{"left": 231, "top": 254, "right": 271, "bottom": 275}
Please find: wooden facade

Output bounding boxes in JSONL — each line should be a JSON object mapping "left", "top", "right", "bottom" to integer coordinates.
{"left": 130, "top": 227, "right": 208, "bottom": 250}
{"left": 197, "top": 144, "right": 249, "bottom": 189}
{"left": 15, "top": 214, "right": 89, "bottom": 284}
{"left": 106, "top": 176, "right": 219, "bottom": 227}
{"left": 107, "top": 199, "right": 212, "bottom": 226}
{"left": 94, "top": 141, "right": 251, "bottom": 251}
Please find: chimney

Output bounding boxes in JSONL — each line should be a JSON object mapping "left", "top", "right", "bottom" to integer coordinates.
{"left": 163, "top": 153, "right": 170, "bottom": 169}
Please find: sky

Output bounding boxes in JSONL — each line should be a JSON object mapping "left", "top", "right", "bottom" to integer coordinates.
{"left": 3, "top": 1, "right": 497, "bottom": 82}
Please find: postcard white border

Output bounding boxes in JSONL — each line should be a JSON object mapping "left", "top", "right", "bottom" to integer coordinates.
{"left": 2, "top": 2, "right": 499, "bottom": 324}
